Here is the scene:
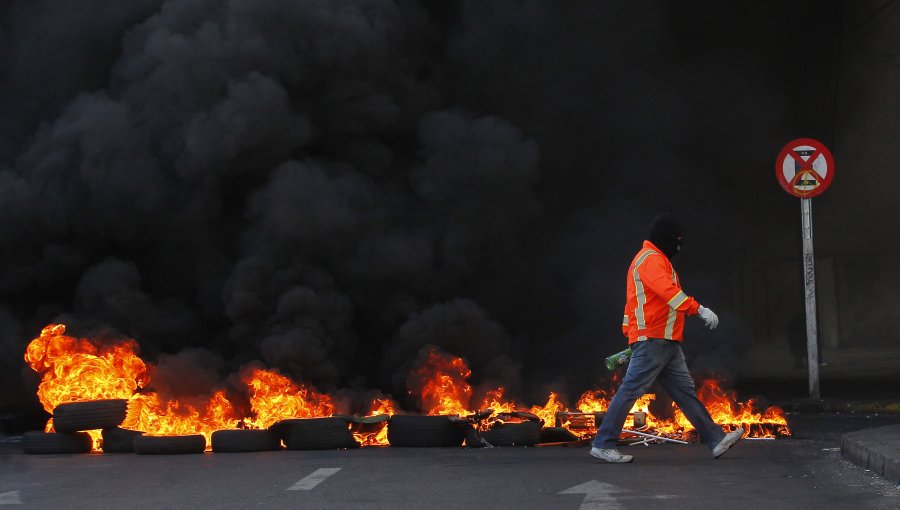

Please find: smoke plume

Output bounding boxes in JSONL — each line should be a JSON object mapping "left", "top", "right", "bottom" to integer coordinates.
{"left": 3, "top": 0, "right": 888, "bottom": 408}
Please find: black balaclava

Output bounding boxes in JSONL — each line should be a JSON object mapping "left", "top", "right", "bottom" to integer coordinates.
{"left": 648, "top": 213, "right": 683, "bottom": 259}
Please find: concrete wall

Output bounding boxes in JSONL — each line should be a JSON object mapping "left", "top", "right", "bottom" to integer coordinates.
{"left": 733, "top": 1, "right": 900, "bottom": 354}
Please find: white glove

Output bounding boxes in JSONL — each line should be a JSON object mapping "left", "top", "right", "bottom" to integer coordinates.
{"left": 698, "top": 306, "right": 719, "bottom": 329}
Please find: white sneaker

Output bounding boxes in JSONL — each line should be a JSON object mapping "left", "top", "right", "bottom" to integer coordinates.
{"left": 712, "top": 427, "right": 745, "bottom": 458}
{"left": 590, "top": 447, "right": 633, "bottom": 463}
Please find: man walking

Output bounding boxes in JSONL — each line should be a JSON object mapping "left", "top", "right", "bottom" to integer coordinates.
{"left": 591, "top": 213, "right": 744, "bottom": 463}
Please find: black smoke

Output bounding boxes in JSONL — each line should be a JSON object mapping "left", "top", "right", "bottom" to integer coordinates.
{"left": 0, "top": 0, "right": 544, "bottom": 406}
{"left": 1, "top": 0, "right": 883, "bottom": 409}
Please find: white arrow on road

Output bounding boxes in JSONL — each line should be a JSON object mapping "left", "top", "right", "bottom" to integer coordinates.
{"left": 558, "top": 480, "right": 629, "bottom": 510}
{"left": 0, "top": 491, "right": 22, "bottom": 505}
{"left": 559, "top": 481, "right": 681, "bottom": 509}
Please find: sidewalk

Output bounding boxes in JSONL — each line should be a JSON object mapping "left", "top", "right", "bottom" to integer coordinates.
{"left": 740, "top": 343, "right": 900, "bottom": 483}
{"left": 841, "top": 425, "right": 900, "bottom": 484}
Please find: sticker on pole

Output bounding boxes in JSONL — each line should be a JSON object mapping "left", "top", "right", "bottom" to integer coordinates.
{"left": 775, "top": 138, "right": 835, "bottom": 198}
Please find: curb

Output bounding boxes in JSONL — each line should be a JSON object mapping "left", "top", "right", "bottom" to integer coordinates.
{"left": 841, "top": 424, "right": 900, "bottom": 484}
{"left": 779, "top": 400, "right": 900, "bottom": 414}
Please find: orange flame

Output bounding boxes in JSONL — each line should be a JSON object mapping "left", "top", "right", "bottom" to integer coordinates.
{"left": 556, "top": 379, "right": 791, "bottom": 440}
{"left": 575, "top": 389, "right": 611, "bottom": 414}
{"left": 241, "top": 367, "right": 336, "bottom": 429}
{"left": 25, "top": 324, "right": 150, "bottom": 450}
{"left": 25, "top": 324, "right": 149, "bottom": 412}
{"left": 367, "top": 398, "right": 397, "bottom": 417}
{"left": 685, "top": 379, "right": 791, "bottom": 438}
{"left": 529, "top": 391, "right": 566, "bottom": 426}
{"left": 472, "top": 386, "right": 523, "bottom": 430}
{"left": 123, "top": 391, "right": 240, "bottom": 448}
{"left": 24, "top": 324, "right": 790, "bottom": 453}
{"left": 407, "top": 350, "right": 536, "bottom": 432}
{"left": 353, "top": 398, "right": 396, "bottom": 447}
{"left": 477, "top": 387, "right": 517, "bottom": 415}
{"left": 26, "top": 324, "right": 247, "bottom": 450}
{"left": 409, "top": 347, "right": 472, "bottom": 416}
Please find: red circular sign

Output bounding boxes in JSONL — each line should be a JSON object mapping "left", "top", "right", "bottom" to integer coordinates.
{"left": 775, "top": 138, "right": 835, "bottom": 198}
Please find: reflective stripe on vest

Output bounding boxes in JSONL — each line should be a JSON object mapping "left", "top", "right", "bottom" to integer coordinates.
{"left": 667, "top": 290, "right": 688, "bottom": 309}
{"left": 632, "top": 250, "right": 657, "bottom": 333}
{"left": 664, "top": 270, "right": 681, "bottom": 339}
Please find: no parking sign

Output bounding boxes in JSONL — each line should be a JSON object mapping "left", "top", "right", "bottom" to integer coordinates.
{"left": 775, "top": 138, "right": 835, "bottom": 198}
{"left": 775, "top": 137, "right": 835, "bottom": 399}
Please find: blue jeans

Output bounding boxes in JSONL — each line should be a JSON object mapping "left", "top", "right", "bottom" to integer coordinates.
{"left": 593, "top": 338, "right": 726, "bottom": 451}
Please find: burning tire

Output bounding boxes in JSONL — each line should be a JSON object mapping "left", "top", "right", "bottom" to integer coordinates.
{"left": 538, "top": 426, "right": 579, "bottom": 444}
{"left": 52, "top": 399, "right": 128, "bottom": 433}
{"left": 101, "top": 427, "right": 144, "bottom": 453}
{"left": 480, "top": 421, "right": 543, "bottom": 447}
{"left": 211, "top": 429, "right": 279, "bottom": 453}
{"left": 462, "top": 424, "right": 491, "bottom": 448}
{"left": 278, "top": 417, "right": 359, "bottom": 450}
{"left": 387, "top": 415, "right": 466, "bottom": 447}
{"left": 134, "top": 434, "right": 206, "bottom": 455}
{"left": 22, "top": 431, "right": 92, "bottom": 454}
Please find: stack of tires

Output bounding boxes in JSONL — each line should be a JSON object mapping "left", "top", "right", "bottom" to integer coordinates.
{"left": 211, "top": 429, "right": 279, "bottom": 453}
{"left": 480, "top": 420, "right": 543, "bottom": 446}
{"left": 343, "top": 414, "right": 390, "bottom": 444}
{"left": 455, "top": 411, "right": 547, "bottom": 448}
{"left": 384, "top": 414, "right": 545, "bottom": 448}
{"left": 134, "top": 434, "right": 206, "bottom": 455}
{"left": 22, "top": 431, "right": 93, "bottom": 455}
{"left": 102, "top": 427, "right": 144, "bottom": 453}
{"left": 22, "top": 407, "right": 554, "bottom": 454}
{"left": 23, "top": 399, "right": 128, "bottom": 455}
{"left": 270, "top": 417, "right": 359, "bottom": 450}
{"left": 387, "top": 415, "right": 466, "bottom": 447}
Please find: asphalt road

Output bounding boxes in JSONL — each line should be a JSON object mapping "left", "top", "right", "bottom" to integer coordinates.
{"left": 1, "top": 414, "right": 898, "bottom": 510}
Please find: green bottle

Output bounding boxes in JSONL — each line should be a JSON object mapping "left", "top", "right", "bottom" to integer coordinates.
{"left": 604, "top": 347, "right": 632, "bottom": 371}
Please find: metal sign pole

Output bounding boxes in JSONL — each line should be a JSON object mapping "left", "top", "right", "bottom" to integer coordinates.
{"left": 777, "top": 138, "right": 833, "bottom": 399}
{"left": 801, "top": 197, "right": 820, "bottom": 399}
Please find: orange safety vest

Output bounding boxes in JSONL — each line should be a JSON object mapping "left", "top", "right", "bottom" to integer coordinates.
{"left": 622, "top": 241, "right": 700, "bottom": 344}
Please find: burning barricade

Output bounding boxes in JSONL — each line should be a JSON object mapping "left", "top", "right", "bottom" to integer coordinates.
{"left": 21, "top": 323, "right": 791, "bottom": 455}
{"left": 398, "top": 347, "right": 545, "bottom": 447}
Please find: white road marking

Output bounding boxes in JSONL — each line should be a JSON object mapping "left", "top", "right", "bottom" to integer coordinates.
{"left": 0, "top": 491, "right": 22, "bottom": 505}
{"left": 558, "top": 480, "right": 680, "bottom": 510}
{"left": 559, "top": 480, "right": 627, "bottom": 510}
{"left": 287, "top": 468, "right": 342, "bottom": 491}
